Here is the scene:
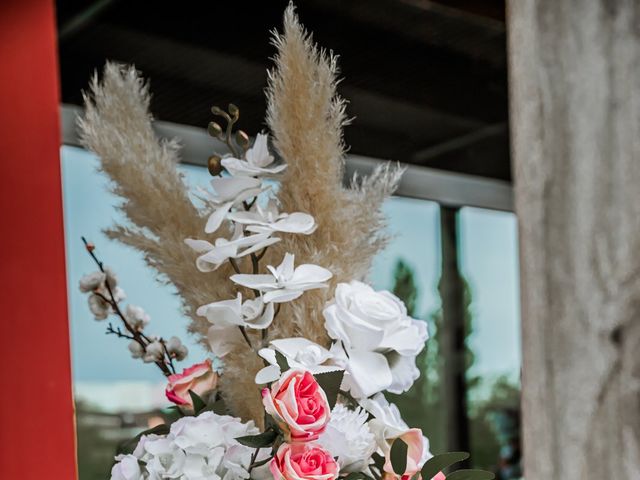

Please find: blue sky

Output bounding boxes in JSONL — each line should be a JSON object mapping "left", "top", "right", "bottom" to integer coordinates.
{"left": 61, "top": 146, "right": 520, "bottom": 385}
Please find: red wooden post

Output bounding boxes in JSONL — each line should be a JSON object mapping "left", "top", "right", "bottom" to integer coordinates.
{"left": 0, "top": 0, "right": 77, "bottom": 478}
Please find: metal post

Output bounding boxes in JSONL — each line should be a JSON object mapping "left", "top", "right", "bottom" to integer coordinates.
{"left": 438, "top": 206, "right": 470, "bottom": 459}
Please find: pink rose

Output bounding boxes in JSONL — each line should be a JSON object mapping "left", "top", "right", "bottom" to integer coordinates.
{"left": 382, "top": 429, "right": 427, "bottom": 480}
{"left": 165, "top": 359, "right": 218, "bottom": 407}
{"left": 262, "top": 369, "right": 330, "bottom": 442}
{"left": 270, "top": 442, "right": 339, "bottom": 480}
{"left": 431, "top": 473, "right": 446, "bottom": 480}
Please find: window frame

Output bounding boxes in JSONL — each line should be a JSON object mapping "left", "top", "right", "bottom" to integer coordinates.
{"left": 60, "top": 104, "right": 513, "bottom": 212}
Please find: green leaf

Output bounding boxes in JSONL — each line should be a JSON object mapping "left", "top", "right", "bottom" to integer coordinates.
{"left": 275, "top": 350, "right": 289, "bottom": 372}
{"left": 116, "top": 424, "right": 170, "bottom": 455}
{"left": 445, "top": 470, "right": 494, "bottom": 480}
{"left": 236, "top": 428, "right": 279, "bottom": 448}
{"left": 189, "top": 390, "right": 207, "bottom": 414}
{"left": 371, "top": 452, "right": 385, "bottom": 473}
{"left": 313, "top": 369, "right": 344, "bottom": 409}
{"left": 390, "top": 437, "right": 408, "bottom": 475}
{"left": 421, "top": 452, "right": 470, "bottom": 480}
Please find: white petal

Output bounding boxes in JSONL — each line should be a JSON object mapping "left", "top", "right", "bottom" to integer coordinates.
{"left": 196, "top": 243, "right": 238, "bottom": 271}
{"left": 344, "top": 349, "right": 393, "bottom": 399}
{"left": 258, "top": 347, "right": 277, "bottom": 366}
{"left": 210, "top": 176, "right": 261, "bottom": 202}
{"left": 246, "top": 133, "right": 273, "bottom": 167}
{"left": 197, "top": 294, "right": 243, "bottom": 326}
{"left": 381, "top": 319, "right": 427, "bottom": 356}
{"left": 255, "top": 364, "right": 281, "bottom": 384}
{"left": 207, "top": 325, "right": 241, "bottom": 357}
{"left": 386, "top": 352, "right": 421, "bottom": 394}
{"left": 290, "top": 264, "right": 332, "bottom": 285}
{"left": 234, "top": 236, "right": 280, "bottom": 258}
{"left": 263, "top": 288, "right": 303, "bottom": 303}
{"left": 273, "top": 212, "right": 317, "bottom": 234}
{"left": 205, "top": 202, "right": 233, "bottom": 234}
{"left": 230, "top": 273, "right": 277, "bottom": 290}
{"left": 246, "top": 301, "right": 274, "bottom": 329}
{"left": 276, "top": 253, "right": 295, "bottom": 280}
{"left": 184, "top": 238, "right": 214, "bottom": 253}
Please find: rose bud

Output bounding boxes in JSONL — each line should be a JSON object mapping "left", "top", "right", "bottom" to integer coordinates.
{"left": 165, "top": 359, "right": 218, "bottom": 407}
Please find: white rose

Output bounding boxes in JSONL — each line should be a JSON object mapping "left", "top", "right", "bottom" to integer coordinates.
{"left": 323, "top": 281, "right": 428, "bottom": 398}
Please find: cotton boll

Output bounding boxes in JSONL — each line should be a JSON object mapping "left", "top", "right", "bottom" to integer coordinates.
{"left": 143, "top": 341, "right": 165, "bottom": 363}
{"left": 128, "top": 341, "right": 144, "bottom": 359}
{"left": 125, "top": 304, "right": 150, "bottom": 332}
{"left": 166, "top": 336, "right": 189, "bottom": 361}
{"left": 79, "top": 271, "right": 106, "bottom": 293}
{"left": 88, "top": 293, "right": 109, "bottom": 320}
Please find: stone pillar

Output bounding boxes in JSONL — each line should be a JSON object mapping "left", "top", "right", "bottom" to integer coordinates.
{"left": 507, "top": 1, "right": 640, "bottom": 477}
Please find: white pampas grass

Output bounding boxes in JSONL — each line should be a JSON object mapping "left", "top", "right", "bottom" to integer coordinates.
{"left": 263, "top": 4, "right": 403, "bottom": 345}
{"left": 78, "top": 63, "right": 263, "bottom": 421}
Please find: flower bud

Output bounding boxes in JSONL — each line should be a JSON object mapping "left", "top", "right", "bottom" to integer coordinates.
{"left": 236, "top": 130, "right": 250, "bottom": 148}
{"left": 208, "top": 121, "right": 223, "bottom": 138}
{"left": 228, "top": 103, "right": 239, "bottom": 119}
{"left": 207, "top": 155, "right": 223, "bottom": 176}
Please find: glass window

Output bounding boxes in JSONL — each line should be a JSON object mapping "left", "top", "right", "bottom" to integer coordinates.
{"left": 62, "top": 146, "right": 521, "bottom": 479}
{"left": 459, "top": 207, "right": 522, "bottom": 477}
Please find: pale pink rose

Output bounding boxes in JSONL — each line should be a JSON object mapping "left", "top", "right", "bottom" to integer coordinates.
{"left": 382, "top": 429, "right": 426, "bottom": 480}
{"left": 270, "top": 442, "right": 339, "bottom": 480}
{"left": 431, "top": 473, "right": 446, "bottom": 480}
{"left": 262, "top": 369, "right": 330, "bottom": 442}
{"left": 165, "top": 359, "right": 218, "bottom": 407}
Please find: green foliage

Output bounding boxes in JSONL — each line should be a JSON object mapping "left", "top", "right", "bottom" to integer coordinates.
{"left": 313, "top": 369, "right": 344, "bottom": 410}
{"left": 189, "top": 390, "right": 207, "bottom": 415}
{"left": 421, "top": 452, "right": 469, "bottom": 480}
{"left": 275, "top": 350, "right": 289, "bottom": 372}
{"left": 389, "top": 437, "right": 409, "bottom": 475}
{"left": 236, "top": 428, "right": 279, "bottom": 448}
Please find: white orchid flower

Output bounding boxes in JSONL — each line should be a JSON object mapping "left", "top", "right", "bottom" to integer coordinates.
{"left": 199, "top": 293, "right": 274, "bottom": 358}
{"left": 197, "top": 293, "right": 275, "bottom": 330}
{"left": 221, "top": 133, "right": 286, "bottom": 177}
{"left": 254, "top": 337, "right": 339, "bottom": 384}
{"left": 185, "top": 225, "right": 280, "bottom": 272}
{"left": 227, "top": 199, "right": 316, "bottom": 235}
{"left": 230, "top": 253, "right": 332, "bottom": 303}
{"left": 203, "top": 176, "right": 266, "bottom": 234}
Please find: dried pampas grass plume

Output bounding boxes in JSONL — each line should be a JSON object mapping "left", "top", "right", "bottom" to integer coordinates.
{"left": 79, "top": 63, "right": 262, "bottom": 421}
{"left": 263, "top": 4, "right": 403, "bottom": 345}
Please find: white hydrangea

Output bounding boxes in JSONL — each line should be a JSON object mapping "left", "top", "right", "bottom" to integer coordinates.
{"left": 317, "top": 404, "right": 377, "bottom": 473}
{"left": 111, "top": 412, "right": 268, "bottom": 480}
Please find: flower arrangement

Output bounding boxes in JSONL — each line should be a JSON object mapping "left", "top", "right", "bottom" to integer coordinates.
{"left": 76, "top": 4, "right": 494, "bottom": 480}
